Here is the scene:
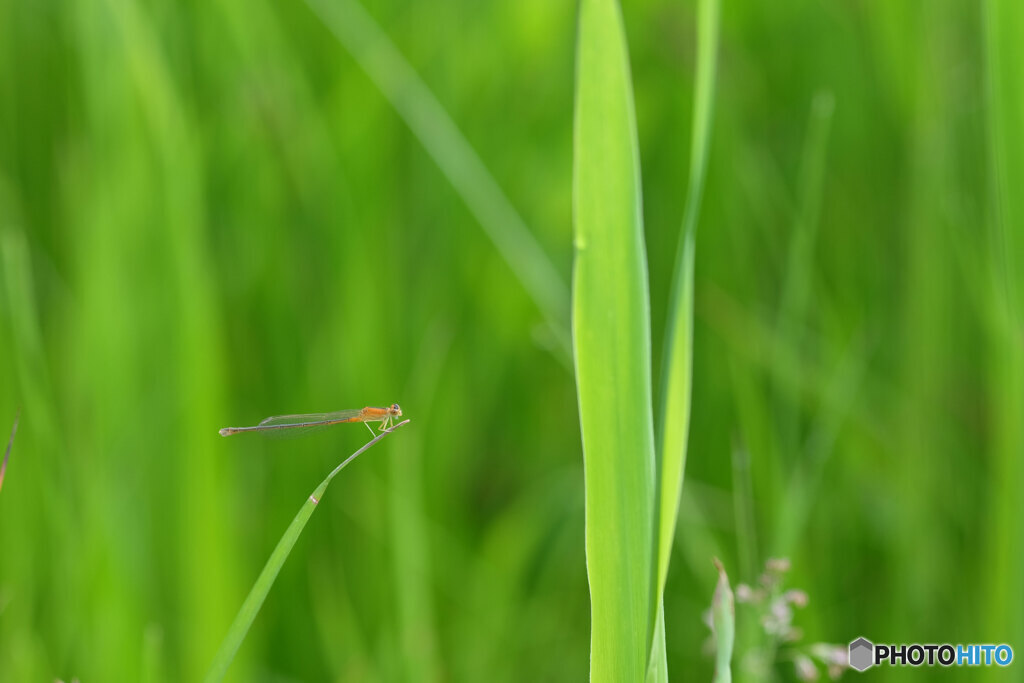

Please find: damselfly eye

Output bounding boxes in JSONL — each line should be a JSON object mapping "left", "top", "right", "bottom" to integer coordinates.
{"left": 391, "top": 403, "right": 402, "bottom": 415}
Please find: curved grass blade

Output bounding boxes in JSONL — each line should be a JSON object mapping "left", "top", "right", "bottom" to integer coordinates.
{"left": 203, "top": 419, "right": 410, "bottom": 683}
{"left": 303, "top": 0, "right": 571, "bottom": 360}
{"left": 648, "top": 0, "right": 720, "bottom": 677}
{"left": 573, "top": 0, "right": 656, "bottom": 680}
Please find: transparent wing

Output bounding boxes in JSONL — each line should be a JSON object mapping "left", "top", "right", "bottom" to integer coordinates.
{"left": 258, "top": 422, "right": 338, "bottom": 440}
{"left": 257, "top": 409, "right": 365, "bottom": 439}
{"left": 257, "top": 410, "right": 364, "bottom": 428}
{"left": 220, "top": 409, "right": 366, "bottom": 439}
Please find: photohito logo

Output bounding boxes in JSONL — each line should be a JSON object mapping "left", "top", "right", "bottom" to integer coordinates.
{"left": 849, "top": 637, "right": 1013, "bottom": 672}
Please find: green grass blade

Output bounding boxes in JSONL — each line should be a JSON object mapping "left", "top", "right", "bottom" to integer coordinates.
{"left": 771, "top": 93, "right": 834, "bottom": 495}
{"left": 982, "top": 0, "right": 1024, "bottom": 657}
{"left": 303, "top": 0, "right": 570, "bottom": 358}
{"left": 388, "top": 329, "right": 450, "bottom": 682}
{"left": 773, "top": 89, "right": 834, "bottom": 440}
{"left": 710, "top": 559, "right": 734, "bottom": 683}
{"left": 572, "top": 0, "right": 655, "bottom": 680}
{"left": 984, "top": 0, "right": 1024, "bottom": 317}
{"left": 650, "top": 0, "right": 719, "bottom": 674}
{"left": 203, "top": 420, "right": 410, "bottom": 683}
{"left": 777, "top": 92, "right": 834, "bottom": 336}
{"left": 729, "top": 442, "right": 759, "bottom": 584}
{"left": 774, "top": 343, "right": 866, "bottom": 558}
{"left": 0, "top": 216, "right": 59, "bottom": 449}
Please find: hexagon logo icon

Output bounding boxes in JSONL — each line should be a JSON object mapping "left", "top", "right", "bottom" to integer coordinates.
{"left": 849, "top": 637, "right": 874, "bottom": 672}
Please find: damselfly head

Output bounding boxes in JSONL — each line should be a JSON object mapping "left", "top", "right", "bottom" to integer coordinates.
{"left": 390, "top": 403, "right": 402, "bottom": 417}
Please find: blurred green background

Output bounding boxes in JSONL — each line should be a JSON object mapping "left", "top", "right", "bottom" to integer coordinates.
{"left": 1, "top": 0, "right": 1020, "bottom": 681}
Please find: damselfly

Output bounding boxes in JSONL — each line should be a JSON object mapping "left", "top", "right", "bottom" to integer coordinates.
{"left": 219, "top": 403, "right": 403, "bottom": 438}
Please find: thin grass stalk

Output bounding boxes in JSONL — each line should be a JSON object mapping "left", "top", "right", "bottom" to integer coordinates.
{"left": 647, "top": 0, "right": 719, "bottom": 677}
{"left": 772, "top": 92, "right": 834, "bottom": 490}
{"left": 203, "top": 420, "right": 410, "bottom": 683}
{"left": 710, "top": 558, "right": 735, "bottom": 683}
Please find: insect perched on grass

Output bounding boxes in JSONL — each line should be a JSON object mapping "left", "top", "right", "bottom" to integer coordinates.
{"left": 219, "top": 404, "right": 403, "bottom": 438}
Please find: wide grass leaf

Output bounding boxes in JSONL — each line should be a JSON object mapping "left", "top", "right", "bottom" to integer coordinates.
{"left": 572, "top": 0, "right": 656, "bottom": 680}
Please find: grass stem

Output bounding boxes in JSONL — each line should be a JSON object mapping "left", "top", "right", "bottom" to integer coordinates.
{"left": 203, "top": 419, "right": 411, "bottom": 683}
